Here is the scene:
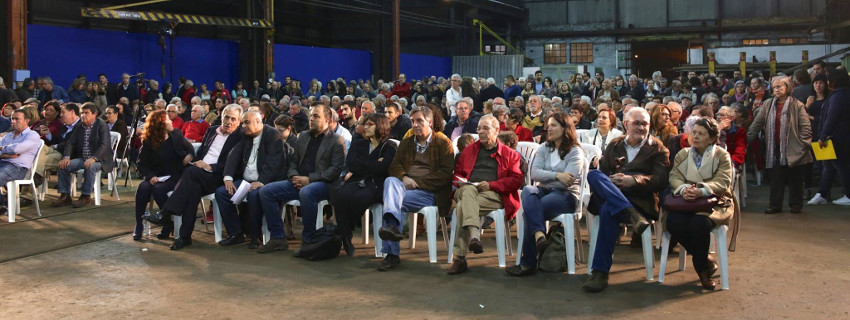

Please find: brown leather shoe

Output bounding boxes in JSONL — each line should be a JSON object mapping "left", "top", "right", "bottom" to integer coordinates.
{"left": 697, "top": 268, "right": 717, "bottom": 290}
{"left": 52, "top": 194, "right": 72, "bottom": 207}
{"left": 72, "top": 195, "right": 93, "bottom": 208}
{"left": 763, "top": 208, "right": 781, "bottom": 214}
{"left": 447, "top": 257, "right": 468, "bottom": 275}
{"left": 468, "top": 238, "right": 484, "bottom": 254}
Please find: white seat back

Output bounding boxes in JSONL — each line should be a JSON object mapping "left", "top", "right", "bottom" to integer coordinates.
{"left": 109, "top": 131, "right": 121, "bottom": 158}
{"left": 388, "top": 139, "right": 400, "bottom": 147}
{"left": 580, "top": 143, "right": 602, "bottom": 168}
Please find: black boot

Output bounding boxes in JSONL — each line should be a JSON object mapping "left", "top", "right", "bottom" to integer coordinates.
{"left": 156, "top": 225, "right": 174, "bottom": 240}
{"left": 341, "top": 232, "right": 355, "bottom": 256}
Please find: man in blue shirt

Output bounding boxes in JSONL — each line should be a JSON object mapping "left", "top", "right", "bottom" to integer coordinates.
{"left": 503, "top": 75, "right": 521, "bottom": 101}
{"left": 0, "top": 110, "right": 42, "bottom": 214}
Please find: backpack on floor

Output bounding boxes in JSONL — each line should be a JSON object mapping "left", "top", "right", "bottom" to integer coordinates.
{"left": 538, "top": 225, "right": 567, "bottom": 272}
{"left": 297, "top": 225, "right": 342, "bottom": 261}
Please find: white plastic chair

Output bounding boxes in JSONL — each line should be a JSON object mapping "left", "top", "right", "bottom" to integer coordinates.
{"left": 261, "top": 199, "right": 330, "bottom": 244}
{"left": 6, "top": 141, "right": 45, "bottom": 222}
{"left": 514, "top": 144, "right": 594, "bottom": 274}
{"left": 447, "top": 207, "right": 512, "bottom": 267}
{"left": 584, "top": 143, "right": 655, "bottom": 280}
{"left": 658, "top": 225, "right": 730, "bottom": 290}
{"left": 106, "top": 132, "right": 123, "bottom": 200}
{"left": 70, "top": 131, "right": 120, "bottom": 205}
{"left": 406, "top": 206, "right": 448, "bottom": 263}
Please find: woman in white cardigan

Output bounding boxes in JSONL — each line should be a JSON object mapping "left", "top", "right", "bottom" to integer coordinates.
{"left": 581, "top": 108, "right": 622, "bottom": 153}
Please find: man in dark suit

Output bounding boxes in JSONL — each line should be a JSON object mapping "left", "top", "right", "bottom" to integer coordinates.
{"left": 479, "top": 78, "right": 505, "bottom": 109}
{"left": 443, "top": 98, "right": 480, "bottom": 140}
{"left": 583, "top": 107, "right": 671, "bottom": 292}
{"left": 146, "top": 105, "right": 244, "bottom": 250}
{"left": 116, "top": 74, "right": 140, "bottom": 120}
{"left": 257, "top": 102, "right": 345, "bottom": 253}
{"left": 103, "top": 105, "right": 129, "bottom": 159}
{"left": 214, "top": 110, "right": 288, "bottom": 249}
{"left": 52, "top": 103, "right": 115, "bottom": 208}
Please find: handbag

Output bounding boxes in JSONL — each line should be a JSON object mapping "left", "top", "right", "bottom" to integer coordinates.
{"left": 662, "top": 193, "right": 718, "bottom": 213}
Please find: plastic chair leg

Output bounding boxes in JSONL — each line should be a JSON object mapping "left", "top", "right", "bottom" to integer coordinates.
{"left": 211, "top": 197, "right": 223, "bottom": 243}
{"left": 370, "top": 203, "right": 383, "bottom": 258}
{"left": 641, "top": 227, "right": 654, "bottom": 281}
{"left": 658, "top": 231, "right": 671, "bottom": 283}
{"left": 515, "top": 208, "right": 524, "bottom": 266}
{"left": 489, "top": 209, "right": 507, "bottom": 268}
{"left": 562, "top": 215, "right": 577, "bottom": 274}
{"left": 6, "top": 182, "right": 17, "bottom": 222}
{"left": 715, "top": 226, "right": 730, "bottom": 290}
{"left": 93, "top": 171, "right": 102, "bottom": 206}
{"left": 31, "top": 182, "right": 41, "bottom": 217}
{"left": 425, "top": 209, "right": 437, "bottom": 263}
{"left": 173, "top": 215, "right": 181, "bottom": 240}
{"left": 362, "top": 207, "right": 369, "bottom": 245}
{"left": 408, "top": 212, "right": 417, "bottom": 249}
{"left": 447, "top": 209, "right": 457, "bottom": 263}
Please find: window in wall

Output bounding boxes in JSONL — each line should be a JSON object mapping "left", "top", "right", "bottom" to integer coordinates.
{"left": 742, "top": 39, "right": 769, "bottom": 46}
{"left": 544, "top": 43, "right": 567, "bottom": 64}
{"left": 571, "top": 42, "right": 593, "bottom": 63}
{"left": 485, "top": 45, "right": 506, "bottom": 55}
{"left": 779, "top": 37, "right": 807, "bottom": 44}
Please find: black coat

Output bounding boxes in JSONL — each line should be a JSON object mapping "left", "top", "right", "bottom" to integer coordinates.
{"left": 388, "top": 115, "right": 411, "bottom": 140}
{"left": 344, "top": 138, "right": 397, "bottom": 191}
{"left": 443, "top": 112, "right": 481, "bottom": 138}
{"left": 223, "top": 125, "right": 288, "bottom": 184}
{"left": 479, "top": 84, "right": 505, "bottom": 104}
{"left": 137, "top": 131, "right": 194, "bottom": 180}
{"left": 110, "top": 118, "right": 130, "bottom": 158}
{"left": 195, "top": 125, "right": 244, "bottom": 176}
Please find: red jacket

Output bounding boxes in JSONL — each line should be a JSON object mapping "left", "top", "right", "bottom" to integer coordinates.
{"left": 212, "top": 89, "right": 232, "bottom": 103}
{"left": 391, "top": 81, "right": 411, "bottom": 99}
{"left": 514, "top": 125, "right": 534, "bottom": 142}
{"left": 452, "top": 141, "right": 523, "bottom": 220}
{"left": 181, "top": 120, "right": 210, "bottom": 142}
{"left": 181, "top": 88, "right": 196, "bottom": 106}
{"left": 171, "top": 117, "right": 184, "bottom": 131}
{"left": 725, "top": 124, "right": 747, "bottom": 166}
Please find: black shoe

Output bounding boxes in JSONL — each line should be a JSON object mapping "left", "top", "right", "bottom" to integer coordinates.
{"left": 218, "top": 234, "right": 246, "bottom": 246}
{"left": 169, "top": 237, "right": 192, "bottom": 250}
{"left": 505, "top": 264, "right": 537, "bottom": 277}
{"left": 156, "top": 226, "right": 173, "bottom": 240}
{"left": 583, "top": 270, "right": 609, "bottom": 293}
{"left": 378, "top": 226, "right": 404, "bottom": 241}
{"left": 626, "top": 207, "right": 650, "bottom": 237}
{"left": 258, "top": 238, "right": 289, "bottom": 253}
{"left": 247, "top": 238, "right": 261, "bottom": 249}
{"left": 34, "top": 173, "right": 44, "bottom": 188}
{"left": 0, "top": 205, "right": 7, "bottom": 216}
{"left": 341, "top": 236, "right": 355, "bottom": 256}
{"left": 377, "top": 254, "right": 401, "bottom": 271}
{"left": 132, "top": 224, "right": 143, "bottom": 241}
{"left": 20, "top": 198, "right": 33, "bottom": 207}
{"left": 145, "top": 212, "right": 168, "bottom": 226}
{"left": 468, "top": 238, "right": 484, "bottom": 254}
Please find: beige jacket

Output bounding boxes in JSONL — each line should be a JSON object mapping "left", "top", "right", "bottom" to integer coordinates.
{"left": 665, "top": 145, "right": 734, "bottom": 227}
{"left": 747, "top": 97, "right": 813, "bottom": 167}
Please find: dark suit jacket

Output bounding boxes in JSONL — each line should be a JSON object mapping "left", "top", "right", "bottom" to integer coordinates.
{"left": 479, "top": 84, "right": 505, "bottom": 104}
{"left": 224, "top": 125, "right": 288, "bottom": 184}
{"left": 443, "top": 112, "right": 481, "bottom": 137}
{"left": 196, "top": 125, "right": 244, "bottom": 176}
{"left": 109, "top": 118, "right": 130, "bottom": 158}
{"left": 289, "top": 129, "right": 346, "bottom": 183}
{"left": 598, "top": 135, "right": 671, "bottom": 219}
{"left": 64, "top": 118, "right": 115, "bottom": 172}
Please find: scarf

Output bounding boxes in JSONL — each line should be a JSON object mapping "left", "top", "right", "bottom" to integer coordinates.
{"left": 734, "top": 91, "right": 747, "bottom": 102}
{"left": 764, "top": 96, "right": 791, "bottom": 168}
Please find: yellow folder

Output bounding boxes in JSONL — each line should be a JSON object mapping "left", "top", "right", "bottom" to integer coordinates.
{"left": 812, "top": 140, "right": 837, "bottom": 161}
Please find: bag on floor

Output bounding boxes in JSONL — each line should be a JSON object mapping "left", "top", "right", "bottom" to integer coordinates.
{"left": 297, "top": 225, "right": 342, "bottom": 261}
{"left": 538, "top": 225, "right": 567, "bottom": 272}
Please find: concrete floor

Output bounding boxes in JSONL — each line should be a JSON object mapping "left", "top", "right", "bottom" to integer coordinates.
{"left": 1, "top": 181, "right": 849, "bottom": 319}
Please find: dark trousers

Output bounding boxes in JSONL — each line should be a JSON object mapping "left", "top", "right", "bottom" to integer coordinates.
{"left": 767, "top": 165, "right": 804, "bottom": 210}
{"left": 665, "top": 211, "right": 715, "bottom": 272}
{"left": 330, "top": 182, "right": 381, "bottom": 237}
{"left": 519, "top": 186, "right": 576, "bottom": 268}
{"left": 162, "top": 166, "right": 223, "bottom": 238}
{"left": 134, "top": 179, "right": 178, "bottom": 230}
{"left": 586, "top": 170, "right": 637, "bottom": 273}
{"left": 818, "top": 159, "right": 850, "bottom": 199}
{"left": 216, "top": 180, "right": 263, "bottom": 240}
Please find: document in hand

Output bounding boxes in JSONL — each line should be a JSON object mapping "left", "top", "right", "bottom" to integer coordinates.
{"left": 230, "top": 180, "right": 252, "bottom": 204}
{"left": 811, "top": 140, "right": 837, "bottom": 161}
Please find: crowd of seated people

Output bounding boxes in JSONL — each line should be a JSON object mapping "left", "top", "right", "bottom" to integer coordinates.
{"left": 3, "top": 63, "right": 849, "bottom": 293}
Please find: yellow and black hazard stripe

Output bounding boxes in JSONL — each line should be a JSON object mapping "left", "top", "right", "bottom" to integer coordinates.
{"left": 81, "top": 8, "right": 273, "bottom": 28}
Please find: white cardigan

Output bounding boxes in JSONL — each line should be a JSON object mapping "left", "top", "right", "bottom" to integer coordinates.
{"left": 580, "top": 128, "right": 623, "bottom": 152}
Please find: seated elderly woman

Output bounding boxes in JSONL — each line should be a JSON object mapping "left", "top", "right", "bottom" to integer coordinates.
{"left": 133, "top": 109, "right": 194, "bottom": 240}
{"left": 716, "top": 105, "right": 747, "bottom": 167}
{"left": 505, "top": 107, "right": 534, "bottom": 142}
{"left": 506, "top": 112, "right": 585, "bottom": 276}
{"left": 665, "top": 117, "right": 734, "bottom": 290}
{"left": 580, "top": 107, "right": 622, "bottom": 153}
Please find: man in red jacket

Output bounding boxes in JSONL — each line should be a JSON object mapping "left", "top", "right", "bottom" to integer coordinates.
{"left": 448, "top": 115, "right": 523, "bottom": 275}
{"left": 182, "top": 105, "right": 210, "bottom": 142}
{"left": 390, "top": 74, "right": 411, "bottom": 99}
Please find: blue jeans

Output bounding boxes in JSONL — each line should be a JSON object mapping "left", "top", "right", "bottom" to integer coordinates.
{"left": 259, "top": 180, "right": 329, "bottom": 241}
{"left": 0, "top": 161, "right": 29, "bottom": 201}
{"left": 519, "top": 186, "right": 577, "bottom": 268}
{"left": 57, "top": 158, "right": 102, "bottom": 195}
{"left": 215, "top": 180, "right": 263, "bottom": 239}
{"left": 586, "top": 170, "right": 635, "bottom": 273}
{"left": 381, "top": 177, "right": 435, "bottom": 256}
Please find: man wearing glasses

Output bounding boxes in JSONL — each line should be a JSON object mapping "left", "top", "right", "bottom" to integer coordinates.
{"left": 165, "top": 104, "right": 184, "bottom": 131}
{"left": 103, "top": 106, "right": 128, "bottom": 159}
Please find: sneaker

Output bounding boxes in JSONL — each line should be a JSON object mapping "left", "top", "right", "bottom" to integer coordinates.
{"left": 582, "top": 270, "right": 609, "bottom": 293}
{"left": 834, "top": 196, "right": 850, "bottom": 206}
{"left": 807, "top": 193, "right": 828, "bottom": 205}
